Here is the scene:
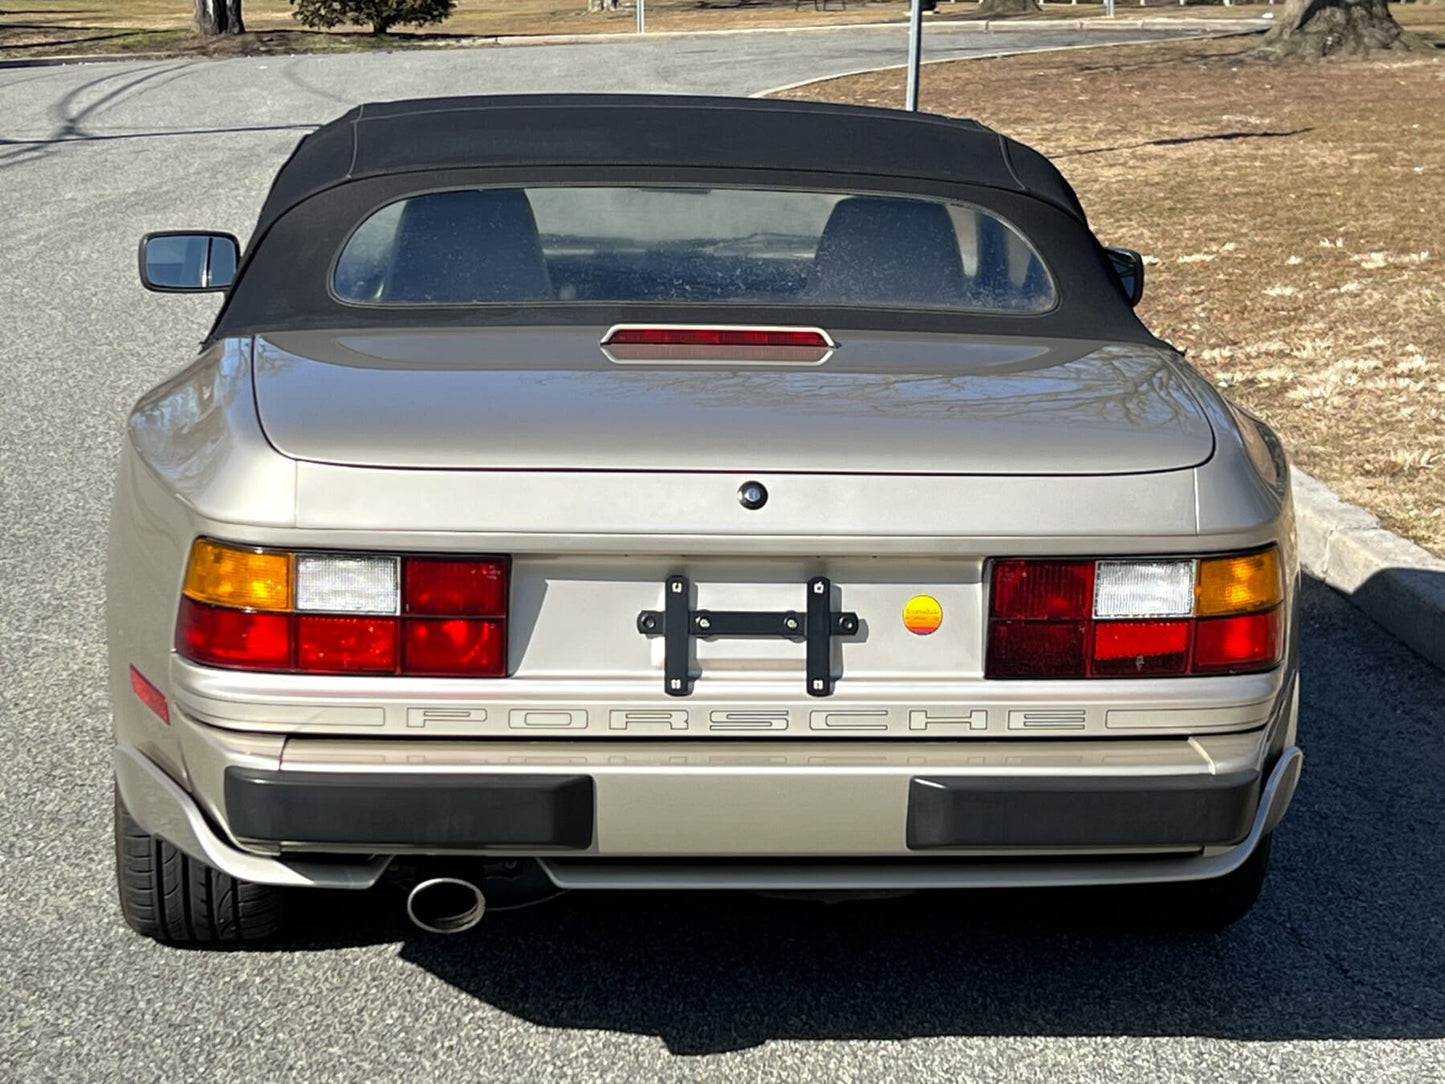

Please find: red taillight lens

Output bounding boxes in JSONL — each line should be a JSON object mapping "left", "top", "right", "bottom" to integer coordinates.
{"left": 990, "top": 560, "right": 1094, "bottom": 621}
{"left": 176, "top": 597, "right": 292, "bottom": 670}
{"left": 402, "top": 618, "right": 506, "bottom": 677}
{"left": 986, "top": 553, "right": 1285, "bottom": 679}
{"left": 1091, "top": 620, "right": 1189, "bottom": 676}
{"left": 177, "top": 545, "right": 512, "bottom": 677}
{"left": 296, "top": 615, "right": 397, "bottom": 673}
{"left": 403, "top": 558, "right": 508, "bottom": 616}
{"left": 986, "top": 621, "right": 1087, "bottom": 678}
{"left": 1192, "top": 609, "right": 1282, "bottom": 673}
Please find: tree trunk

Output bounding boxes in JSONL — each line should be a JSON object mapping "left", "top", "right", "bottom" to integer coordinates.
{"left": 195, "top": 0, "right": 244, "bottom": 34}
{"left": 1258, "top": 0, "right": 1428, "bottom": 57}
{"left": 976, "top": 0, "right": 1042, "bottom": 15}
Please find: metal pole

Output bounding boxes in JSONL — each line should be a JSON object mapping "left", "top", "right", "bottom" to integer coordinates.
{"left": 637, "top": 0, "right": 645, "bottom": 34}
{"left": 905, "top": 0, "right": 923, "bottom": 111}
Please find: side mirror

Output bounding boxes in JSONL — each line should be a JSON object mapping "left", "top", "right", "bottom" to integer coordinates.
{"left": 1104, "top": 246, "right": 1145, "bottom": 307}
{"left": 139, "top": 231, "right": 240, "bottom": 293}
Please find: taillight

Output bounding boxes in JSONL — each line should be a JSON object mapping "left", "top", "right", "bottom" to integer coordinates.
{"left": 177, "top": 599, "right": 292, "bottom": 670}
{"left": 1193, "top": 610, "right": 1282, "bottom": 672}
{"left": 403, "top": 618, "right": 506, "bottom": 677}
{"left": 176, "top": 540, "right": 509, "bottom": 677}
{"left": 404, "top": 558, "right": 507, "bottom": 616}
{"left": 987, "top": 548, "right": 1283, "bottom": 679}
{"left": 989, "top": 559, "right": 1093, "bottom": 621}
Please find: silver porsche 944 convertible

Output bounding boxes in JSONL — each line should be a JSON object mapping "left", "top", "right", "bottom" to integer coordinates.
{"left": 110, "top": 95, "right": 1302, "bottom": 943}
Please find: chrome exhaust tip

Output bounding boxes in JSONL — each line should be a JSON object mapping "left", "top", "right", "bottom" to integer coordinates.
{"left": 406, "top": 877, "right": 487, "bottom": 934}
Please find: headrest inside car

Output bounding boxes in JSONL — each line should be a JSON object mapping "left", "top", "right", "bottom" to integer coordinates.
{"left": 382, "top": 189, "right": 553, "bottom": 303}
{"left": 807, "top": 196, "right": 965, "bottom": 306}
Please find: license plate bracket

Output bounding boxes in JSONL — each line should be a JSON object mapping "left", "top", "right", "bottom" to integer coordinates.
{"left": 637, "top": 576, "right": 858, "bottom": 698}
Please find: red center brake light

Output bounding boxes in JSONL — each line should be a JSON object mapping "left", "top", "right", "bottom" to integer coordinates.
{"left": 605, "top": 327, "right": 831, "bottom": 349}
{"left": 600, "top": 325, "right": 835, "bottom": 364}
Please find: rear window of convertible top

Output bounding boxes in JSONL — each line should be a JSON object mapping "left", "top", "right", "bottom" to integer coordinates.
{"left": 332, "top": 185, "right": 1056, "bottom": 314}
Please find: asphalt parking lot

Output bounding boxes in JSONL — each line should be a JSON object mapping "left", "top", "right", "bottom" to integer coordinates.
{"left": 3, "top": 26, "right": 1443, "bottom": 1081}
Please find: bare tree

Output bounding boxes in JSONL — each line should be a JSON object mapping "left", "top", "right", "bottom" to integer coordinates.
{"left": 195, "top": 0, "right": 245, "bottom": 34}
{"left": 1258, "top": 0, "right": 1428, "bottom": 57}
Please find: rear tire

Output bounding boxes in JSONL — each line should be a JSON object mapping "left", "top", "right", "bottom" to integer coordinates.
{"left": 1151, "top": 834, "right": 1272, "bottom": 930}
{"left": 114, "top": 786, "right": 286, "bottom": 945}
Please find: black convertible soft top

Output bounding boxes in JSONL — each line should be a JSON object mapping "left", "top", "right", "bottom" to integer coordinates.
{"left": 252, "top": 95, "right": 1088, "bottom": 239}
{"left": 210, "top": 95, "right": 1156, "bottom": 344}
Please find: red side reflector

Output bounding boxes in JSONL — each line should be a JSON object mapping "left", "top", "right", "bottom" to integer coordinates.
{"left": 176, "top": 598, "right": 292, "bottom": 670}
{"left": 1192, "top": 609, "right": 1282, "bottom": 673}
{"left": 990, "top": 560, "right": 1094, "bottom": 621}
{"left": 129, "top": 665, "right": 170, "bottom": 724}
{"left": 1091, "top": 620, "right": 1189, "bottom": 676}
{"left": 986, "top": 621, "right": 1087, "bottom": 678}
{"left": 605, "top": 327, "right": 830, "bottom": 349}
{"left": 403, "top": 558, "right": 508, "bottom": 616}
{"left": 296, "top": 615, "right": 397, "bottom": 673}
{"left": 402, "top": 618, "right": 506, "bottom": 677}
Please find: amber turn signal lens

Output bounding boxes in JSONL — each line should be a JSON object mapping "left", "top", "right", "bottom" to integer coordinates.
{"left": 182, "top": 539, "right": 292, "bottom": 612}
{"left": 1196, "top": 548, "right": 1282, "bottom": 617}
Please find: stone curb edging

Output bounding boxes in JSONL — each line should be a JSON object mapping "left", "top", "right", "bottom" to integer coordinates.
{"left": 486, "top": 16, "right": 1266, "bottom": 44}
{"left": 753, "top": 27, "right": 1223, "bottom": 95}
{"left": 0, "top": 16, "right": 1267, "bottom": 69}
{"left": 1294, "top": 469, "right": 1445, "bottom": 671}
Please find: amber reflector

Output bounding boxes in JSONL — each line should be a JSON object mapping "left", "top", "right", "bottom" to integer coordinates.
{"left": 1196, "top": 548, "right": 1282, "bottom": 616}
{"left": 182, "top": 539, "right": 291, "bottom": 612}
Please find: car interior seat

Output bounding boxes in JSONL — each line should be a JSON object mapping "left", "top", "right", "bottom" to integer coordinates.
{"left": 381, "top": 188, "right": 553, "bottom": 303}
{"left": 806, "top": 196, "right": 965, "bottom": 306}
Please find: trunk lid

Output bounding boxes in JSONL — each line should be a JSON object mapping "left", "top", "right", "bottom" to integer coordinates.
{"left": 253, "top": 329, "right": 1214, "bottom": 475}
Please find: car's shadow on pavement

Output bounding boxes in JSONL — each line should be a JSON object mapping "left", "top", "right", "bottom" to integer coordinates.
{"left": 281, "top": 577, "right": 1445, "bottom": 1054}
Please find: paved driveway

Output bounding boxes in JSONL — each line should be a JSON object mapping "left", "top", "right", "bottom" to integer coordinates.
{"left": 2, "top": 25, "right": 1442, "bottom": 1082}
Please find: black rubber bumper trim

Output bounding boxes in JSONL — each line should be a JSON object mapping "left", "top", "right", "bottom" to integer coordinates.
{"left": 224, "top": 768, "right": 595, "bottom": 848}
{"left": 906, "top": 770, "right": 1260, "bottom": 850}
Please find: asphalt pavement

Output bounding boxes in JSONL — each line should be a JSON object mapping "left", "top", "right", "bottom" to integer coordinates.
{"left": 2, "top": 25, "right": 1443, "bottom": 1082}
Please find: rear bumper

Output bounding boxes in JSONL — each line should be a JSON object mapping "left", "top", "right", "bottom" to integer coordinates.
{"left": 114, "top": 711, "right": 1302, "bottom": 890}
{"left": 219, "top": 764, "right": 1260, "bottom": 853}
{"left": 224, "top": 769, "right": 596, "bottom": 849}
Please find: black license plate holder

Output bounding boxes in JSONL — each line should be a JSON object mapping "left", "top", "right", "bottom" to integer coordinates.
{"left": 636, "top": 576, "right": 858, "bottom": 698}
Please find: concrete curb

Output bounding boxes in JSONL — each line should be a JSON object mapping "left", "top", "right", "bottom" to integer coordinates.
{"left": 0, "top": 16, "right": 1266, "bottom": 69}
{"left": 754, "top": 28, "right": 1218, "bottom": 95}
{"left": 1294, "top": 470, "right": 1445, "bottom": 671}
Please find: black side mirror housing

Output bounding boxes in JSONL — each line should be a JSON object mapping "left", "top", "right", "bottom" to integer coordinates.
{"left": 1104, "top": 246, "right": 1145, "bottom": 307}
{"left": 139, "top": 231, "right": 240, "bottom": 293}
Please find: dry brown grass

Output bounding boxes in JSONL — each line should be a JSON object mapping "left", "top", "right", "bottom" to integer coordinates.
{"left": 778, "top": 35, "right": 1445, "bottom": 555}
{"left": 0, "top": 1, "right": 1329, "bottom": 58}
{"left": 4, "top": 0, "right": 1440, "bottom": 57}
{"left": 0, "top": 0, "right": 1058, "bottom": 57}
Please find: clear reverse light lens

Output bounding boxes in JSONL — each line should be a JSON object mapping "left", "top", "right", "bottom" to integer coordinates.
{"left": 295, "top": 554, "right": 399, "bottom": 614}
{"left": 1093, "top": 560, "right": 1196, "bottom": 619}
